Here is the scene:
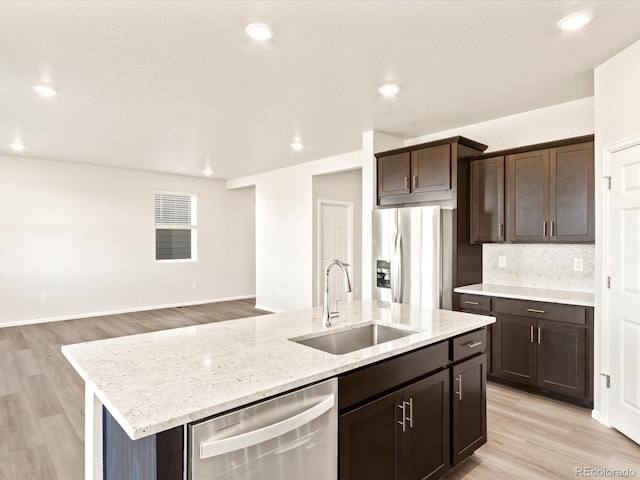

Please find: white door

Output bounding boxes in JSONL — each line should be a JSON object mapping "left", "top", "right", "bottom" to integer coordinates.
{"left": 319, "top": 201, "right": 353, "bottom": 309}
{"left": 607, "top": 142, "right": 640, "bottom": 444}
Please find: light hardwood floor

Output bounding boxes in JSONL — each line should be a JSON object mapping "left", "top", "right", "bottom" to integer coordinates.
{"left": 1, "top": 300, "right": 639, "bottom": 479}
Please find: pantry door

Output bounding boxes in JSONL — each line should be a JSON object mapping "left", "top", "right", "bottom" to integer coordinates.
{"left": 606, "top": 139, "right": 640, "bottom": 444}
{"left": 318, "top": 200, "right": 353, "bottom": 307}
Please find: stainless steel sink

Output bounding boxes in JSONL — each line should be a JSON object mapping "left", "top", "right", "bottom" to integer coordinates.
{"left": 291, "top": 324, "right": 416, "bottom": 355}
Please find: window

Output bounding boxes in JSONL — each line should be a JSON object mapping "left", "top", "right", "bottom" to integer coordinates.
{"left": 154, "top": 191, "right": 197, "bottom": 261}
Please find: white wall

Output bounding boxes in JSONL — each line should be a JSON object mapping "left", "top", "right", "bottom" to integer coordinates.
{"left": 593, "top": 38, "right": 640, "bottom": 425}
{"left": 406, "top": 97, "right": 594, "bottom": 153}
{"left": 0, "top": 155, "right": 256, "bottom": 326}
{"left": 228, "top": 151, "right": 362, "bottom": 312}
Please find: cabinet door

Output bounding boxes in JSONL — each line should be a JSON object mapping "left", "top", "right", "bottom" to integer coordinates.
{"left": 378, "top": 153, "right": 411, "bottom": 197}
{"left": 470, "top": 157, "right": 505, "bottom": 243}
{"left": 398, "top": 370, "right": 450, "bottom": 480}
{"left": 549, "top": 142, "right": 595, "bottom": 242}
{"left": 536, "top": 320, "right": 586, "bottom": 399}
{"left": 410, "top": 144, "right": 451, "bottom": 193}
{"left": 506, "top": 149, "right": 550, "bottom": 242}
{"left": 491, "top": 316, "right": 536, "bottom": 385}
{"left": 451, "top": 354, "right": 487, "bottom": 466}
{"left": 339, "top": 390, "right": 402, "bottom": 480}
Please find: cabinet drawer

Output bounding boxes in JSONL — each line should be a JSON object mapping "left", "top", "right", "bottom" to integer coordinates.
{"left": 457, "top": 294, "right": 491, "bottom": 312}
{"left": 339, "top": 341, "right": 448, "bottom": 411}
{"left": 494, "top": 298, "right": 586, "bottom": 325}
{"left": 452, "top": 328, "right": 486, "bottom": 362}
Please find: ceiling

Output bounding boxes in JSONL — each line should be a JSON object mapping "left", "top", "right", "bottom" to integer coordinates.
{"left": 1, "top": 1, "right": 640, "bottom": 180}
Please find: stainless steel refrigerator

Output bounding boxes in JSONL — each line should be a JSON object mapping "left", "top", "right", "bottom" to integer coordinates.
{"left": 373, "top": 205, "right": 453, "bottom": 309}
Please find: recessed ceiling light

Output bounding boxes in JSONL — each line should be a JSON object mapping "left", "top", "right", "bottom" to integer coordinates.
{"left": 203, "top": 167, "right": 213, "bottom": 176}
{"left": 557, "top": 12, "right": 593, "bottom": 31}
{"left": 33, "top": 84, "right": 58, "bottom": 98}
{"left": 10, "top": 141, "right": 25, "bottom": 152}
{"left": 379, "top": 84, "right": 400, "bottom": 97}
{"left": 291, "top": 141, "right": 304, "bottom": 151}
{"left": 245, "top": 23, "right": 274, "bottom": 41}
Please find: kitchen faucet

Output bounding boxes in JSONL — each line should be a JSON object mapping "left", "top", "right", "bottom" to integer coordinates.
{"left": 323, "top": 260, "right": 353, "bottom": 327}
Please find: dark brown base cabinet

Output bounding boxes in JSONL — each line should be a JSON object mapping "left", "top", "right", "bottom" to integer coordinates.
{"left": 456, "top": 293, "right": 593, "bottom": 408}
{"left": 339, "top": 370, "right": 450, "bottom": 480}
{"left": 339, "top": 331, "right": 488, "bottom": 480}
{"left": 452, "top": 354, "right": 487, "bottom": 466}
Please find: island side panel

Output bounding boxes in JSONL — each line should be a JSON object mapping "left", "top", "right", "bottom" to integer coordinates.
{"left": 103, "top": 407, "right": 184, "bottom": 480}
{"left": 86, "top": 383, "right": 103, "bottom": 480}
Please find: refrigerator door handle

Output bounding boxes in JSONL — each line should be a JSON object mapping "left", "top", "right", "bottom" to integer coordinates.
{"left": 392, "top": 233, "right": 403, "bottom": 302}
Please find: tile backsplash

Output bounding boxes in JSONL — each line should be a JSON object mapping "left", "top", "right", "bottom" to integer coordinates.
{"left": 482, "top": 244, "right": 595, "bottom": 293}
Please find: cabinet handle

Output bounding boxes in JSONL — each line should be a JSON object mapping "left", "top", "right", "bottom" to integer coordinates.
{"left": 530, "top": 325, "right": 534, "bottom": 343}
{"left": 405, "top": 398, "right": 414, "bottom": 429}
{"left": 538, "top": 326, "right": 542, "bottom": 344}
{"left": 499, "top": 222, "right": 504, "bottom": 238}
{"left": 543, "top": 221, "right": 548, "bottom": 236}
{"left": 412, "top": 175, "right": 418, "bottom": 189}
{"left": 396, "top": 403, "right": 406, "bottom": 432}
{"left": 454, "top": 375, "right": 463, "bottom": 400}
{"left": 404, "top": 177, "right": 409, "bottom": 189}
{"left": 551, "top": 221, "right": 555, "bottom": 237}
{"left": 465, "top": 341, "right": 483, "bottom": 349}
{"left": 464, "top": 301, "right": 480, "bottom": 305}
{"left": 527, "top": 308, "right": 547, "bottom": 314}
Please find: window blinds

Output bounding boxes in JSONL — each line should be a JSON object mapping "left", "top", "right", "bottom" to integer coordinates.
{"left": 154, "top": 193, "right": 192, "bottom": 226}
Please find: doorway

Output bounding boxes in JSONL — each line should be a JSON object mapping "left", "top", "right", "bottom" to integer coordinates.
{"left": 312, "top": 169, "right": 362, "bottom": 307}
{"left": 318, "top": 200, "right": 354, "bottom": 308}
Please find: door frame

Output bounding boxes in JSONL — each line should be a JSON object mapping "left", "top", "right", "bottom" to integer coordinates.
{"left": 598, "top": 133, "right": 640, "bottom": 428}
{"left": 317, "top": 199, "right": 354, "bottom": 306}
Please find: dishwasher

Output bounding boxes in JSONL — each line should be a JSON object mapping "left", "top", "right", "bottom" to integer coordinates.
{"left": 188, "top": 378, "right": 338, "bottom": 480}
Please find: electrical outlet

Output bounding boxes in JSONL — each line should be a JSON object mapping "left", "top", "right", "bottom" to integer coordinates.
{"left": 40, "top": 294, "right": 48, "bottom": 303}
{"left": 573, "top": 258, "right": 584, "bottom": 272}
{"left": 498, "top": 256, "right": 507, "bottom": 268}
{"left": 192, "top": 281, "right": 197, "bottom": 289}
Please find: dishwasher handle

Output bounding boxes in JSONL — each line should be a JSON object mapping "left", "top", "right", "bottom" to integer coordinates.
{"left": 200, "top": 393, "right": 335, "bottom": 459}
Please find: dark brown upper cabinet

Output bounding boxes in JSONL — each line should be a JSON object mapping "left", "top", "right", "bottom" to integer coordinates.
{"left": 549, "top": 142, "right": 595, "bottom": 242}
{"left": 410, "top": 144, "right": 451, "bottom": 193}
{"left": 506, "top": 149, "right": 550, "bottom": 242}
{"left": 375, "top": 136, "right": 488, "bottom": 207}
{"left": 470, "top": 156, "right": 505, "bottom": 243}
{"left": 470, "top": 135, "right": 594, "bottom": 244}
{"left": 377, "top": 152, "right": 411, "bottom": 197}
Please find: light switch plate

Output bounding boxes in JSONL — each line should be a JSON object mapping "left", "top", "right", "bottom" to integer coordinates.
{"left": 498, "top": 256, "right": 507, "bottom": 268}
{"left": 573, "top": 258, "right": 584, "bottom": 272}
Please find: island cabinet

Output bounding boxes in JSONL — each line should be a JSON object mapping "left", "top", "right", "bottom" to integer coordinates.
{"left": 469, "top": 135, "right": 595, "bottom": 244}
{"left": 338, "top": 330, "right": 487, "bottom": 480}
{"left": 375, "top": 136, "right": 488, "bottom": 206}
{"left": 455, "top": 293, "right": 594, "bottom": 407}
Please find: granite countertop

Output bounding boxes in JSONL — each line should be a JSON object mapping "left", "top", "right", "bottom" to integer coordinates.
{"left": 454, "top": 283, "right": 594, "bottom": 307}
{"left": 61, "top": 300, "right": 494, "bottom": 440}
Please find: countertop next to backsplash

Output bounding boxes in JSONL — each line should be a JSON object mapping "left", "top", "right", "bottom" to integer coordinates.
{"left": 454, "top": 283, "right": 594, "bottom": 307}
{"left": 457, "top": 244, "right": 596, "bottom": 307}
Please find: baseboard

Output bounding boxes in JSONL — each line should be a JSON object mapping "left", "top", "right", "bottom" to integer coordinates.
{"left": 0, "top": 295, "right": 257, "bottom": 328}
{"left": 254, "top": 304, "right": 285, "bottom": 314}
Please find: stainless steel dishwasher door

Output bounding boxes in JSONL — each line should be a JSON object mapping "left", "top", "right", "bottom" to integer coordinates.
{"left": 188, "top": 378, "right": 338, "bottom": 480}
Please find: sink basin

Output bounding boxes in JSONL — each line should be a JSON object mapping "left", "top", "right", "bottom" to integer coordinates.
{"left": 291, "top": 323, "right": 416, "bottom": 355}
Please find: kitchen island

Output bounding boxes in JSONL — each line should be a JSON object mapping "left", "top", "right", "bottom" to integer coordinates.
{"left": 62, "top": 299, "right": 495, "bottom": 479}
